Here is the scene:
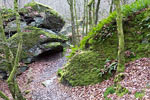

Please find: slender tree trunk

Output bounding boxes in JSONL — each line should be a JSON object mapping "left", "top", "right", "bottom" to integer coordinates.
{"left": 67, "top": 0, "right": 76, "bottom": 45}
{"left": 115, "top": 0, "right": 125, "bottom": 73}
{"left": 0, "top": 8, "right": 12, "bottom": 72}
{"left": 92, "top": 0, "right": 95, "bottom": 26}
{"left": 88, "top": 0, "right": 94, "bottom": 29}
{"left": 88, "top": 6, "right": 92, "bottom": 29}
{"left": 74, "top": 0, "right": 79, "bottom": 44}
{"left": 95, "top": 0, "right": 101, "bottom": 24}
{"left": 0, "top": 1, "right": 25, "bottom": 99}
{"left": 82, "top": 0, "right": 86, "bottom": 36}
{"left": 110, "top": 0, "right": 114, "bottom": 13}
{"left": 85, "top": 0, "right": 89, "bottom": 35}
{"left": 7, "top": 0, "right": 25, "bottom": 99}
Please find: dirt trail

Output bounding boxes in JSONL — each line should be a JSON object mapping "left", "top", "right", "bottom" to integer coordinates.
{"left": 17, "top": 52, "right": 80, "bottom": 100}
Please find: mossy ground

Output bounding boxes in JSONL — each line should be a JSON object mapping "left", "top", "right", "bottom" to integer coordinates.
{"left": 104, "top": 84, "right": 129, "bottom": 100}
{"left": 134, "top": 91, "right": 145, "bottom": 99}
{"left": 58, "top": 7, "right": 150, "bottom": 86}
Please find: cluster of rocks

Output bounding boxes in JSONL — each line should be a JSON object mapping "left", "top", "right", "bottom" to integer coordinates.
{"left": 0, "top": 2, "right": 66, "bottom": 80}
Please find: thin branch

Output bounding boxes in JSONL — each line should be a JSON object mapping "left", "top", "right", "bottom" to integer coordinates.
{"left": 0, "top": 91, "right": 10, "bottom": 100}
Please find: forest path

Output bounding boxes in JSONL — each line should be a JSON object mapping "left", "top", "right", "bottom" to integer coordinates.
{"left": 18, "top": 52, "right": 80, "bottom": 100}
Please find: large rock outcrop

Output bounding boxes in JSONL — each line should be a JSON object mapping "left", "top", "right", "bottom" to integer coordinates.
{"left": 9, "top": 26, "right": 67, "bottom": 63}
{"left": 0, "top": 2, "right": 67, "bottom": 79}
{"left": 4, "top": 1, "right": 65, "bottom": 36}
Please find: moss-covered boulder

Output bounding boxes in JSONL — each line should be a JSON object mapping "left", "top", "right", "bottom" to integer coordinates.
{"left": 58, "top": 1, "right": 150, "bottom": 86}
{"left": 23, "top": 2, "right": 65, "bottom": 32}
{"left": 58, "top": 51, "right": 109, "bottom": 86}
{"left": 2, "top": 1, "right": 65, "bottom": 35}
{"left": 9, "top": 26, "right": 66, "bottom": 63}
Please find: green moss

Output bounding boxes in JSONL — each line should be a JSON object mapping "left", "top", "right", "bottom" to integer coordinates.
{"left": 58, "top": 3, "right": 150, "bottom": 86}
{"left": 8, "top": 26, "right": 64, "bottom": 59}
{"left": 58, "top": 51, "right": 109, "bottom": 86}
{"left": 0, "top": 8, "right": 14, "bottom": 21}
{"left": 134, "top": 91, "right": 145, "bottom": 99}
{"left": 104, "top": 86, "right": 115, "bottom": 99}
{"left": 80, "top": 0, "right": 150, "bottom": 48}
{"left": 104, "top": 84, "right": 129, "bottom": 99}
{"left": 44, "top": 42, "right": 61, "bottom": 49}
{"left": 24, "top": 1, "right": 61, "bottom": 18}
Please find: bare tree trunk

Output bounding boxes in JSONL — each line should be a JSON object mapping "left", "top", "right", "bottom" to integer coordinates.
{"left": 82, "top": 0, "right": 86, "bottom": 36}
{"left": 67, "top": 0, "right": 77, "bottom": 45}
{"left": 74, "top": 0, "right": 79, "bottom": 44}
{"left": 115, "top": 0, "right": 125, "bottom": 73}
{"left": 110, "top": 0, "right": 114, "bottom": 13}
{"left": 92, "top": 0, "right": 95, "bottom": 26}
{"left": 95, "top": 0, "right": 101, "bottom": 24}
{"left": 85, "top": 0, "right": 89, "bottom": 35}
{"left": 88, "top": 0, "right": 94, "bottom": 29}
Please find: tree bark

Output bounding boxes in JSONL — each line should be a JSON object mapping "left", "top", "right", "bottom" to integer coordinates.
{"left": 115, "top": 0, "right": 125, "bottom": 73}
{"left": 67, "top": 0, "right": 77, "bottom": 45}
{"left": 110, "top": 0, "right": 114, "bottom": 13}
{"left": 92, "top": 0, "right": 95, "bottom": 26}
{"left": 82, "top": 0, "right": 86, "bottom": 36}
{"left": 95, "top": 0, "right": 101, "bottom": 24}
{"left": 85, "top": 0, "right": 89, "bottom": 35}
{"left": 88, "top": 0, "right": 94, "bottom": 29}
{"left": 74, "top": 0, "right": 79, "bottom": 44}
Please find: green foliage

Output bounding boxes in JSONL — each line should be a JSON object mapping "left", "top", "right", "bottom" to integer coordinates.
{"left": 104, "top": 84, "right": 129, "bottom": 99}
{"left": 114, "top": 73, "right": 125, "bottom": 84}
{"left": 115, "top": 84, "right": 129, "bottom": 97}
{"left": 134, "top": 91, "right": 145, "bottom": 99}
{"left": 99, "top": 60, "right": 117, "bottom": 77}
{"left": 0, "top": 40, "right": 14, "bottom": 71}
{"left": 80, "top": 0, "right": 150, "bottom": 49}
{"left": 104, "top": 86, "right": 115, "bottom": 100}
{"left": 66, "top": 46, "right": 80, "bottom": 58}
{"left": 0, "top": 8, "right": 14, "bottom": 21}
{"left": 58, "top": 1, "right": 150, "bottom": 87}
